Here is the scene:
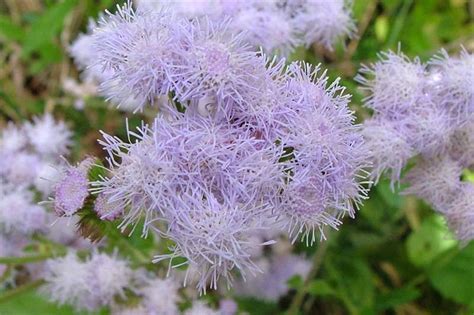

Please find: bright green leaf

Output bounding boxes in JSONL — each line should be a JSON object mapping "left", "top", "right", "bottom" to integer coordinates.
{"left": 406, "top": 215, "right": 457, "bottom": 267}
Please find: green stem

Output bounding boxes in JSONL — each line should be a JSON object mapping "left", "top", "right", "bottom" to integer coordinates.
{"left": 0, "top": 253, "right": 57, "bottom": 265}
{"left": 386, "top": 0, "right": 414, "bottom": 48}
{"left": 287, "top": 237, "right": 330, "bottom": 315}
{"left": 0, "top": 279, "right": 46, "bottom": 304}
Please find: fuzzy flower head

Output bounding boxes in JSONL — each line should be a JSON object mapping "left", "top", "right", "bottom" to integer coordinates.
{"left": 403, "top": 157, "right": 463, "bottom": 212}
{"left": 44, "top": 253, "right": 93, "bottom": 310}
{"left": 428, "top": 48, "right": 474, "bottom": 124}
{"left": 362, "top": 120, "right": 414, "bottom": 185}
{"left": 289, "top": 0, "right": 355, "bottom": 49}
{"left": 53, "top": 158, "right": 92, "bottom": 217}
{"left": 139, "top": 278, "right": 180, "bottom": 315}
{"left": 234, "top": 253, "right": 311, "bottom": 301}
{"left": 34, "top": 162, "right": 64, "bottom": 197}
{"left": 95, "top": 113, "right": 285, "bottom": 234}
{"left": 0, "top": 123, "right": 28, "bottom": 153}
{"left": 44, "top": 252, "right": 134, "bottom": 311}
{"left": 87, "top": 252, "right": 134, "bottom": 305}
{"left": 277, "top": 63, "right": 368, "bottom": 243}
{"left": 93, "top": 3, "right": 177, "bottom": 111}
{"left": 0, "top": 183, "right": 47, "bottom": 235}
{"left": 356, "top": 50, "right": 426, "bottom": 116}
{"left": 142, "top": 0, "right": 353, "bottom": 55}
{"left": 448, "top": 121, "right": 474, "bottom": 168}
{"left": 444, "top": 183, "right": 474, "bottom": 244}
{"left": 154, "top": 191, "right": 273, "bottom": 293}
{"left": 172, "top": 17, "right": 263, "bottom": 116}
{"left": 1, "top": 151, "right": 41, "bottom": 186}
{"left": 24, "top": 114, "right": 72, "bottom": 157}
{"left": 232, "top": 6, "right": 298, "bottom": 56}
{"left": 356, "top": 49, "right": 473, "bottom": 185}
{"left": 94, "top": 193, "right": 124, "bottom": 221}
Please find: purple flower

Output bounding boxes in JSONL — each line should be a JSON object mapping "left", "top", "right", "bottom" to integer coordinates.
{"left": 1, "top": 151, "right": 41, "bottom": 186}
{"left": 234, "top": 253, "right": 311, "bottom": 301}
{"left": 92, "top": 3, "right": 178, "bottom": 111}
{"left": 289, "top": 0, "right": 355, "bottom": 49}
{"left": 24, "top": 114, "right": 73, "bottom": 158}
{"left": 0, "top": 182, "right": 47, "bottom": 235}
{"left": 277, "top": 62, "right": 368, "bottom": 244}
{"left": 0, "top": 123, "right": 28, "bottom": 153}
{"left": 428, "top": 48, "right": 474, "bottom": 124}
{"left": 53, "top": 158, "right": 92, "bottom": 217}
{"left": 357, "top": 49, "right": 473, "bottom": 185}
{"left": 403, "top": 157, "right": 463, "bottom": 212}
{"left": 171, "top": 17, "right": 263, "bottom": 117}
{"left": 445, "top": 183, "right": 474, "bottom": 244}
{"left": 94, "top": 193, "right": 124, "bottom": 221}
{"left": 44, "top": 251, "right": 134, "bottom": 311}
{"left": 232, "top": 6, "right": 298, "bottom": 56}
{"left": 138, "top": 277, "right": 180, "bottom": 315}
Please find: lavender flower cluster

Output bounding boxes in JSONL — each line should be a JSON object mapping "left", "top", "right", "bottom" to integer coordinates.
{"left": 43, "top": 250, "right": 237, "bottom": 314}
{"left": 67, "top": 0, "right": 353, "bottom": 110}
{"left": 42, "top": 236, "right": 311, "bottom": 314}
{"left": 357, "top": 48, "right": 474, "bottom": 243}
{"left": 138, "top": 0, "right": 354, "bottom": 56}
{"left": 0, "top": 115, "right": 93, "bottom": 277}
{"left": 58, "top": 1, "right": 367, "bottom": 292}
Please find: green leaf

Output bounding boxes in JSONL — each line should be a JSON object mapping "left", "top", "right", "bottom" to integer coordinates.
{"left": 0, "top": 15, "right": 25, "bottom": 41}
{"left": 406, "top": 215, "right": 457, "bottom": 267}
{"left": 374, "top": 16, "right": 389, "bottom": 42}
{"left": 463, "top": 169, "right": 474, "bottom": 183}
{"left": 325, "top": 254, "right": 375, "bottom": 313}
{"left": 375, "top": 287, "right": 421, "bottom": 311}
{"left": 29, "top": 42, "right": 64, "bottom": 74}
{"left": 235, "top": 297, "right": 278, "bottom": 315}
{"left": 287, "top": 274, "right": 304, "bottom": 290}
{"left": 307, "top": 280, "right": 336, "bottom": 297}
{"left": 0, "top": 291, "right": 101, "bottom": 315}
{"left": 429, "top": 242, "right": 474, "bottom": 307}
{"left": 22, "top": 0, "right": 77, "bottom": 56}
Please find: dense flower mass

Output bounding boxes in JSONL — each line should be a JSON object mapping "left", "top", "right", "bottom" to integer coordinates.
{"left": 357, "top": 48, "right": 474, "bottom": 242}
{"left": 81, "top": 1, "right": 367, "bottom": 292}
{"left": 67, "top": 0, "right": 354, "bottom": 111}
{"left": 138, "top": 0, "right": 354, "bottom": 55}
{"left": 43, "top": 252, "right": 134, "bottom": 311}
{"left": 0, "top": 115, "right": 92, "bottom": 284}
{"left": 0, "top": 115, "right": 73, "bottom": 238}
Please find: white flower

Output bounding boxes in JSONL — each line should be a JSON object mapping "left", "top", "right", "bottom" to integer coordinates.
{"left": 25, "top": 114, "right": 72, "bottom": 157}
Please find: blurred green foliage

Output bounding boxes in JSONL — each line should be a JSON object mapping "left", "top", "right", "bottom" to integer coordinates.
{"left": 0, "top": 0, "right": 473, "bottom": 314}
